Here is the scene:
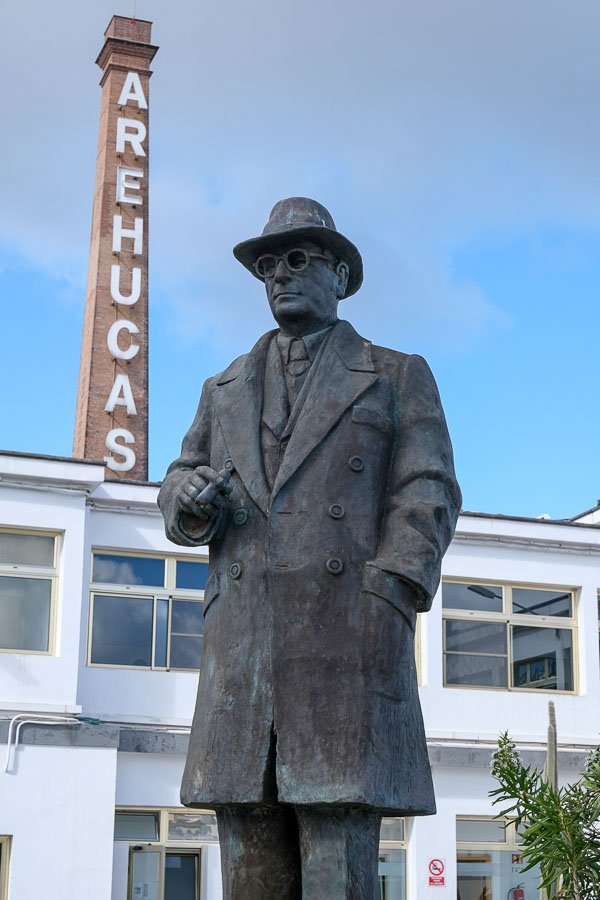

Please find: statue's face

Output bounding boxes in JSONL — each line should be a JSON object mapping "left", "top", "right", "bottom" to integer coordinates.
{"left": 260, "top": 240, "right": 349, "bottom": 335}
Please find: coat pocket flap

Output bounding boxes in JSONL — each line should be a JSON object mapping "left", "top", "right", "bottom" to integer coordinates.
{"left": 351, "top": 404, "right": 392, "bottom": 434}
{"left": 203, "top": 571, "right": 221, "bottom": 617}
{"left": 361, "top": 564, "right": 417, "bottom": 630}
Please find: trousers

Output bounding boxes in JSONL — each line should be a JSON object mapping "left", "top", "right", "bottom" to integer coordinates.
{"left": 216, "top": 805, "right": 382, "bottom": 899}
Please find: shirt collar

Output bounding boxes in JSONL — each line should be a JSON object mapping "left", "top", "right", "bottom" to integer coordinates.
{"left": 276, "top": 324, "right": 335, "bottom": 363}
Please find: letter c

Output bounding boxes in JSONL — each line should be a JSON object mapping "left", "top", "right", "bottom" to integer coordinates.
{"left": 107, "top": 320, "right": 140, "bottom": 360}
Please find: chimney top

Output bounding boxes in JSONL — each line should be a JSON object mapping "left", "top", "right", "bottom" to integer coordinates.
{"left": 104, "top": 15, "right": 152, "bottom": 44}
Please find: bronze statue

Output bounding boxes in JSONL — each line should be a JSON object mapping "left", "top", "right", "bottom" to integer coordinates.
{"left": 158, "top": 198, "right": 461, "bottom": 898}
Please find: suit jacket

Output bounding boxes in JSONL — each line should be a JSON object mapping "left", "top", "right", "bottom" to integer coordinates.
{"left": 158, "top": 319, "right": 461, "bottom": 814}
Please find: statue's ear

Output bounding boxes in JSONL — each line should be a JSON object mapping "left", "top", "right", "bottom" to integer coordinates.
{"left": 335, "top": 261, "right": 350, "bottom": 299}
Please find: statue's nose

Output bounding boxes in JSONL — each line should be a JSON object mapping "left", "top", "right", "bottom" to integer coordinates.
{"left": 273, "top": 259, "right": 289, "bottom": 281}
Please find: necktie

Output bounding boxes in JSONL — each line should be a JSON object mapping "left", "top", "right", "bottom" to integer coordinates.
{"left": 285, "top": 338, "right": 310, "bottom": 406}
{"left": 287, "top": 338, "right": 310, "bottom": 377}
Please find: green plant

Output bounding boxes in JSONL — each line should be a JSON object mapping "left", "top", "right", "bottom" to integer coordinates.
{"left": 490, "top": 730, "right": 600, "bottom": 899}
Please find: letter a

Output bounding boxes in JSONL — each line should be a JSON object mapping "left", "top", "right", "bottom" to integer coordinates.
{"left": 118, "top": 72, "right": 148, "bottom": 109}
{"left": 105, "top": 374, "right": 137, "bottom": 416}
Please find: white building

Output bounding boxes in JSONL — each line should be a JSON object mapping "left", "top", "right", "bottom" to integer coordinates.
{"left": 0, "top": 449, "right": 598, "bottom": 900}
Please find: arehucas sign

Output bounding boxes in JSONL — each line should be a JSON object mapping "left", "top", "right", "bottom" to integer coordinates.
{"left": 73, "top": 17, "right": 157, "bottom": 480}
{"left": 104, "top": 72, "right": 147, "bottom": 473}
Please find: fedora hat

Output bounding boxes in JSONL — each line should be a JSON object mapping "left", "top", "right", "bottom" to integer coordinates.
{"left": 233, "top": 197, "right": 363, "bottom": 298}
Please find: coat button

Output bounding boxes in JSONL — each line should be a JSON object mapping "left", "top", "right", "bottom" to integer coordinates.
{"left": 229, "top": 562, "right": 242, "bottom": 579}
{"left": 326, "top": 557, "right": 344, "bottom": 575}
{"left": 233, "top": 508, "right": 249, "bottom": 526}
{"left": 224, "top": 458, "right": 235, "bottom": 471}
{"left": 328, "top": 503, "right": 345, "bottom": 519}
{"left": 348, "top": 455, "right": 364, "bottom": 472}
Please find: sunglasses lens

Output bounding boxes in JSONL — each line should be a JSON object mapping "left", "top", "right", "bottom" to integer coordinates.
{"left": 255, "top": 254, "right": 277, "bottom": 278}
{"left": 285, "top": 249, "right": 309, "bottom": 271}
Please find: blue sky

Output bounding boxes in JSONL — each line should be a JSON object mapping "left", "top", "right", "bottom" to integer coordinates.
{"left": 0, "top": 0, "right": 598, "bottom": 519}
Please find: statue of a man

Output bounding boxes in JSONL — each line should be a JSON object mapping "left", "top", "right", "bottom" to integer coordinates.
{"left": 158, "top": 198, "right": 461, "bottom": 898}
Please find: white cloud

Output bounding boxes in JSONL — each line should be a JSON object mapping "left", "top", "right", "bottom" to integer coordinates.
{"left": 0, "top": 0, "right": 598, "bottom": 352}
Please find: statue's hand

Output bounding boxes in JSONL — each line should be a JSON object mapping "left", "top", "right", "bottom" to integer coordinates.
{"left": 177, "top": 466, "right": 232, "bottom": 522}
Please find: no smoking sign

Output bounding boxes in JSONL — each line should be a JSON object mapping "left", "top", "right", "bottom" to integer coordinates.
{"left": 428, "top": 859, "right": 445, "bottom": 886}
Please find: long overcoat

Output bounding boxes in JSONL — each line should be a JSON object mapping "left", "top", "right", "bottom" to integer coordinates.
{"left": 158, "top": 320, "right": 461, "bottom": 815}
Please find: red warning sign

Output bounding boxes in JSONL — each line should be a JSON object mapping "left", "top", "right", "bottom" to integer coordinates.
{"left": 429, "top": 859, "right": 445, "bottom": 876}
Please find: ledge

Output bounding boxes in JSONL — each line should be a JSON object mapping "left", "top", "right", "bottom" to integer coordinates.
{"left": 0, "top": 721, "right": 119, "bottom": 749}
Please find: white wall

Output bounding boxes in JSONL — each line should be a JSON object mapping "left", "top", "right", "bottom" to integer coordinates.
{"left": 0, "top": 744, "right": 117, "bottom": 900}
{"left": 113, "top": 753, "right": 223, "bottom": 900}
{"left": 116, "top": 752, "right": 186, "bottom": 807}
{"left": 0, "top": 480, "right": 92, "bottom": 712}
{"left": 77, "top": 488, "right": 206, "bottom": 724}
{"left": 421, "top": 518, "right": 600, "bottom": 746}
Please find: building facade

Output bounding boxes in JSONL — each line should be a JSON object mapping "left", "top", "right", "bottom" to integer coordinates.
{"left": 0, "top": 450, "right": 598, "bottom": 899}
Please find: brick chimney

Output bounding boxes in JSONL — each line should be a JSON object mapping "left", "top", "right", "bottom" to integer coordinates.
{"left": 73, "top": 16, "right": 158, "bottom": 479}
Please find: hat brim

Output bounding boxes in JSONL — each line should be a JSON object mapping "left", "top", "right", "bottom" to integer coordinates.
{"left": 233, "top": 225, "right": 363, "bottom": 298}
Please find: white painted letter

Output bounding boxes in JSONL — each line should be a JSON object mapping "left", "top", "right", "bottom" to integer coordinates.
{"left": 118, "top": 72, "right": 148, "bottom": 109}
{"left": 116, "top": 118, "right": 147, "bottom": 156}
{"left": 105, "top": 374, "right": 137, "bottom": 415}
{"left": 104, "top": 429, "right": 136, "bottom": 472}
{"left": 113, "top": 215, "right": 143, "bottom": 254}
{"left": 116, "top": 167, "right": 144, "bottom": 205}
{"left": 107, "top": 320, "right": 140, "bottom": 361}
{"left": 110, "top": 265, "right": 142, "bottom": 305}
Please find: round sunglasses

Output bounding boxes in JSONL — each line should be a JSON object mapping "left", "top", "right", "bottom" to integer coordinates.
{"left": 253, "top": 248, "right": 333, "bottom": 279}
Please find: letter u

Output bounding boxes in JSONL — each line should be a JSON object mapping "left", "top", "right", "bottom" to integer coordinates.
{"left": 111, "top": 264, "right": 141, "bottom": 305}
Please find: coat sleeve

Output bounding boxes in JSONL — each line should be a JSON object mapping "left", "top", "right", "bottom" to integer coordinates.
{"left": 362, "top": 354, "right": 461, "bottom": 613}
{"left": 157, "top": 378, "right": 227, "bottom": 547}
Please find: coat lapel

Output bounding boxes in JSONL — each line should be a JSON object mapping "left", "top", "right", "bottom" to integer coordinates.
{"left": 213, "top": 331, "right": 275, "bottom": 515}
{"left": 271, "top": 320, "right": 378, "bottom": 498}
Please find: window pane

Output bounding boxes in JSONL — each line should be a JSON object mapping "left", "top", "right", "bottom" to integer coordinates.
{"left": 457, "top": 819, "right": 507, "bottom": 843}
{"left": 0, "top": 532, "right": 54, "bottom": 567}
{"left": 378, "top": 848, "right": 405, "bottom": 900}
{"left": 170, "top": 635, "right": 202, "bottom": 670}
{"left": 512, "top": 626, "right": 573, "bottom": 690}
{"left": 155, "top": 599, "right": 169, "bottom": 668}
{"left": 91, "top": 594, "right": 153, "bottom": 666}
{"left": 130, "top": 850, "right": 161, "bottom": 900}
{"left": 171, "top": 600, "right": 203, "bottom": 635}
{"left": 442, "top": 582, "right": 503, "bottom": 613}
{"left": 92, "top": 554, "right": 164, "bottom": 587}
{"left": 512, "top": 587, "right": 572, "bottom": 618}
{"left": 168, "top": 812, "right": 218, "bottom": 842}
{"left": 380, "top": 818, "right": 404, "bottom": 842}
{"left": 114, "top": 811, "right": 158, "bottom": 840}
{"left": 176, "top": 560, "right": 209, "bottom": 591}
{"left": 164, "top": 853, "right": 198, "bottom": 900}
{"left": 445, "top": 652, "right": 508, "bottom": 687}
{"left": 0, "top": 576, "right": 51, "bottom": 651}
{"left": 457, "top": 850, "right": 540, "bottom": 898}
{"left": 445, "top": 620, "right": 507, "bottom": 655}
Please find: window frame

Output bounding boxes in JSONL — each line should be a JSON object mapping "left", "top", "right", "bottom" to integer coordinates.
{"left": 87, "top": 549, "right": 208, "bottom": 673}
{"left": 126, "top": 844, "right": 201, "bottom": 900}
{"left": 0, "top": 527, "right": 60, "bottom": 656}
{"left": 442, "top": 577, "right": 578, "bottom": 695}
{"left": 456, "top": 816, "right": 541, "bottom": 899}
{"left": 0, "top": 836, "right": 10, "bottom": 900}
{"left": 116, "top": 806, "right": 219, "bottom": 847}
{"left": 378, "top": 817, "right": 408, "bottom": 900}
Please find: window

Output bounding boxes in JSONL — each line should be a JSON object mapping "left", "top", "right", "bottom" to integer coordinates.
{"left": 0, "top": 529, "right": 58, "bottom": 653}
{"left": 456, "top": 816, "right": 541, "bottom": 899}
{"left": 116, "top": 809, "right": 403, "bottom": 900}
{"left": 89, "top": 553, "right": 208, "bottom": 671}
{"left": 442, "top": 580, "right": 576, "bottom": 692}
{"left": 379, "top": 818, "right": 407, "bottom": 899}
{"left": 0, "top": 837, "right": 10, "bottom": 900}
{"left": 116, "top": 807, "right": 216, "bottom": 900}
